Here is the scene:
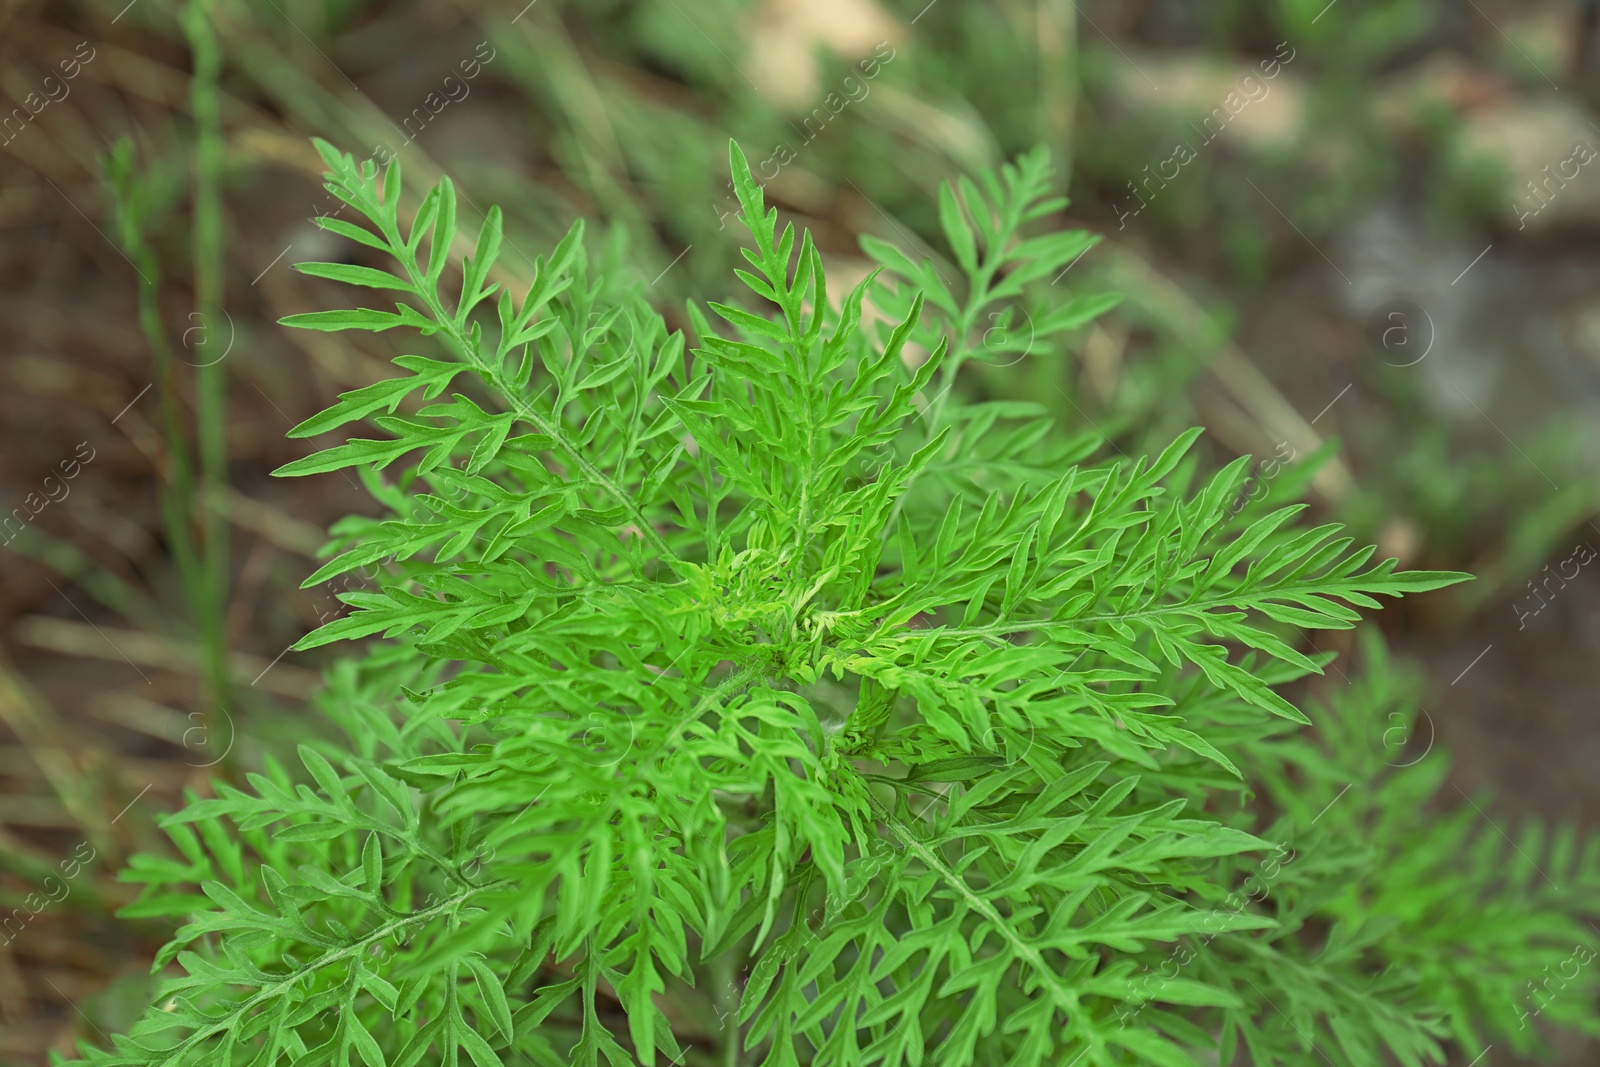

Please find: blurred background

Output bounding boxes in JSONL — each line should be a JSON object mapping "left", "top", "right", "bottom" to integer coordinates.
{"left": 1, "top": 0, "right": 1598, "bottom": 1061}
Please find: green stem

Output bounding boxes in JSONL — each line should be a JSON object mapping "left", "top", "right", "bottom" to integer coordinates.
{"left": 184, "top": 0, "right": 233, "bottom": 726}
{"left": 114, "top": 211, "right": 205, "bottom": 625}
{"left": 1036, "top": 0, "right": 1078, "bottom": 191}
{"left": 713, "top": 942, "right": 744, "bottom": 1067}
{"left": 864, "top": 787, "right": 1081, "bottom": 1018}
{"left": 375, "top": 195, "right": 679, "bottom": 566}
{"left": 166, "top": 879, "right": 509, "bottom": 1059}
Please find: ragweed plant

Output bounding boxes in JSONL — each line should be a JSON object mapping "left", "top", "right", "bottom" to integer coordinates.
{"left": 69, "top": 140, "right": 1600, "bottom": 1067}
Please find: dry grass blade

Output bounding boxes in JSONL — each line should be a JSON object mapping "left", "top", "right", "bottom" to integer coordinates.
{"left": 13, "top": 617, "right": 321, "bottom": 700}
{"left": 1102, "top": 244, "right": 1356, "bottom": 505}
{"left": 0, "top": 652, "right": 111, "bottom": 854}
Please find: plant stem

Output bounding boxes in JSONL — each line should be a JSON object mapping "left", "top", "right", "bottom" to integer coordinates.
{"left": 713, "top": 942, "right": 744, "bottom": 1067}
{"left": 369, "top": 183, "right": 678, "bottom": 566}
{"left": 107, "top": 168, "right": 205, "bottom": 640}
{"left": 1036, "top": 0, "right": 1077, "bottom": 192}
{"left": 184, "top": 0, "right": 233, "bottom": 727}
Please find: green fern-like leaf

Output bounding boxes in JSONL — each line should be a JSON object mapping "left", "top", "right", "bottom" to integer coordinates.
{"left": 69, "top": 138, "right": 1600, "bottom": 1067}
